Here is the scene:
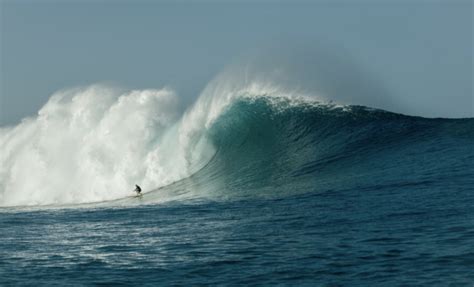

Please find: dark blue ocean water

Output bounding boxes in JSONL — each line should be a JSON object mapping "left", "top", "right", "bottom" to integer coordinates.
{"left": 1, "top": 98, "right": 473, "bottom": 285}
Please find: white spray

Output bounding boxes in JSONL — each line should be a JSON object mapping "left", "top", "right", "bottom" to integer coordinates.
{"left": 0, "top": 85, "right": 217, "bottom": 206}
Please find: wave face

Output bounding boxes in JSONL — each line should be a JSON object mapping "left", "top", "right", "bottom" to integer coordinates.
{"left": 1, "top": 84, "right": 473, "bottom": 207}
{"left": 159, "top": 97, "right": 474, "bottom": 202}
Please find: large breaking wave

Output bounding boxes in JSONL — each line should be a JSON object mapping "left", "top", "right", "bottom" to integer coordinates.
{"left": 1, "top": 79, "right": 473, "bottom": 207}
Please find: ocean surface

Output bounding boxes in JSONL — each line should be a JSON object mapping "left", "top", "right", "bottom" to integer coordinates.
{"left": 1, "top": 85, "right": 473, "bottom": 285}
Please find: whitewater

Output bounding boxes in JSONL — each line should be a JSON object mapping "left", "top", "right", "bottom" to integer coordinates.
{"left": 1, "top": 74, "right": 473, "bottom": 285}
{"left": 0, "top": 76, "right": 326, "bottom": 207}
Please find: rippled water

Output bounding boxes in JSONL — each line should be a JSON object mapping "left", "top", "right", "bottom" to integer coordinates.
{"left": 2, "top": 183, "right": 473, "bottom": 285}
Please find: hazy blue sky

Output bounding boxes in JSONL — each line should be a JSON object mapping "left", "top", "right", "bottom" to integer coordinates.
{"left": 1, "top": 0, "right": 472, "bottom": 124}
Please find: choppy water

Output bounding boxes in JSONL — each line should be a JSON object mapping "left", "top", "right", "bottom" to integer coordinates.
{"left": 2, "top": 187, "right": 474, "bottom": 285}
{"left": 1, "top": 87, "right": 473, "bottom": 285}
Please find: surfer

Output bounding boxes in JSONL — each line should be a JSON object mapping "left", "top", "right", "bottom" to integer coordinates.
{"left": 134, "top": 184, "right": 142, "bottom": 195}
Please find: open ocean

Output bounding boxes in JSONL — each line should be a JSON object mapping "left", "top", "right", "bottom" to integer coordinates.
{"left": 1, "top": 85, "right": 473, "bottom": 285}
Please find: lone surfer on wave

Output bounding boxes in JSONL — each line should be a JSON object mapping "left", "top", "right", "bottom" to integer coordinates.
{"left": 134, "top": 184, "right": 142, "bottom": 196}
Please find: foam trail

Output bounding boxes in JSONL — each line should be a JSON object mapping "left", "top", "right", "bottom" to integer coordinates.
{"left": 0, "top": 85, "right": 215, "bottom": 206}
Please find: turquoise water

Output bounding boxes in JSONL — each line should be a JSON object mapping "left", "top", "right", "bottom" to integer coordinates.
{"left": 1, "top": 98, "right": 473, "bottom": 285}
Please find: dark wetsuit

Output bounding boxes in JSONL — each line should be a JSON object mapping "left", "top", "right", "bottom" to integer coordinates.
{"left": 135, "top": 185, "right": 142, "bottom": 195}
